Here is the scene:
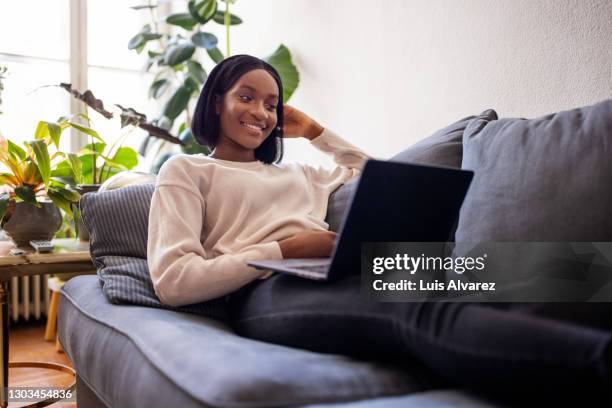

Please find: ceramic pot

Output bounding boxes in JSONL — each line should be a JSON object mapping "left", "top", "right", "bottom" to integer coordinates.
{"left": 76, "top": 184, "right": 100, "bottom": 241}
{"left": 2, "top": 201, "right": 62, "bottom": 247}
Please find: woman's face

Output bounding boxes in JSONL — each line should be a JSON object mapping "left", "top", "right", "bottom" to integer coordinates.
{"left": 215, "top": 69, "right": 279, "bottom": 153}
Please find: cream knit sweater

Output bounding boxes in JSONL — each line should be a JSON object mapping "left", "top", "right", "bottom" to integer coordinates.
{"left": 147, "top": 129, "right": 370, "bottom": 306}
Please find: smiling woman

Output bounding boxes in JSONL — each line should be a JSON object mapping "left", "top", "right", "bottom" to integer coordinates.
{"left": 213, "top": 69, "right": 281, "bottom": 161}
{"left": 191, "top": 55, "right": 286, "bottom": 164}
{"left": 147, "top": 54, "right": 368, "bottom": 305}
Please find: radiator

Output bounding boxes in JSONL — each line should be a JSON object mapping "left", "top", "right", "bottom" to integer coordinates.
{"left": 10, "top": 275, "right": 50, "bottom": 322}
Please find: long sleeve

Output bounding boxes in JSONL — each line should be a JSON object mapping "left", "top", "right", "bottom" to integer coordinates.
{"left": 147, "top": 161, "right": 283, "bottom": 307}
{"left": 304, "top": 128, "right": 371, "bottom": 188}
{"left": 146, "top": 131, "right": 370, "bottom": 307}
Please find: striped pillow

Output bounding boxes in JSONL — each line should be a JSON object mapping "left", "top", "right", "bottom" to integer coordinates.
{"left": 80, "top": 184, "right": 228, "bottom": 320}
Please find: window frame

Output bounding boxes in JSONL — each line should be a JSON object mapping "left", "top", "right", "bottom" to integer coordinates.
{"left": 0, "top": 0, "right": 169, "bottom": 153}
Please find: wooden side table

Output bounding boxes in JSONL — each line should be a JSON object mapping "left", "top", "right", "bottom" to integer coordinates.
{"left": 0, "top": 238, "right": 96, "bottom": 407}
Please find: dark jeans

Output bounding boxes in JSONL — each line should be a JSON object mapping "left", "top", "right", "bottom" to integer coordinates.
{"left": 228, "top": 274, "right": 612, "bottom": 402}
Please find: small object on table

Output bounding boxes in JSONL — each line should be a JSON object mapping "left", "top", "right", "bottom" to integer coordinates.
{"left": 8, "top": 248, "right": 25, "bottom": 256}
{"left": 29, "top": 240, "right": 55, "bottom": 253}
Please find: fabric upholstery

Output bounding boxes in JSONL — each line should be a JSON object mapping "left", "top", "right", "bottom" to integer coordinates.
{"left": 60, "top": 276, "right": 432, "bottom": 408}
{"left": 80, "top": 184, "right": 228, "bottom": 320}
{"left": 456, "top": 99, "right": 612, "bottom": 241}
{"left": 325, "top": 109, "right": 498, "bottom": 232}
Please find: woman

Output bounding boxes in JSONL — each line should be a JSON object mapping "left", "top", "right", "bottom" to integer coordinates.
{"left": 147, "top": 55, "right": 611, "bottom": 402}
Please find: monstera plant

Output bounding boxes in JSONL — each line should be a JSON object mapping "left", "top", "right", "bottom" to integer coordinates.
{"left": 128, "top": 0, "right": 299, "bottom": 167}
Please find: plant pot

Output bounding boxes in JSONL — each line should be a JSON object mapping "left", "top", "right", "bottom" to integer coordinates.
{"left": 1, "top": 201, "right": 62, "bottom": 247}
{"left": 76, "top": 184, "right": 101, "bottom": 242}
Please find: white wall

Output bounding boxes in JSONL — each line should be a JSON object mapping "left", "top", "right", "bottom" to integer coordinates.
{"left": 209, "top": 0, "right": 612, "bottom": 165}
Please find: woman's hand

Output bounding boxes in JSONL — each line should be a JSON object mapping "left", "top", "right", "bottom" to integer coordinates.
{"left": 282, "top": 105, "right": 324, "bottom": 140}
{"left": 278, "top": 230, "right": 337, "bottom": 259}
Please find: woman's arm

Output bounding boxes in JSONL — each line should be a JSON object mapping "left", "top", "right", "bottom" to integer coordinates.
{"left": 147, "top": 159, "right": 283, "bottom": 307}
{"left": 283, "top": 105, "right": 371, "bottom": 186}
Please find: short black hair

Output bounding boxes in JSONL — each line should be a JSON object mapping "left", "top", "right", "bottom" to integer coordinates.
{"left": 191, "top": 54, "right": 284, "bottom": 164}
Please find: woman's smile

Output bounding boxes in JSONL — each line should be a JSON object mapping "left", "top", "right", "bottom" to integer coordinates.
{"left": 240, "top": 120, "right": 268, "bottom": 136}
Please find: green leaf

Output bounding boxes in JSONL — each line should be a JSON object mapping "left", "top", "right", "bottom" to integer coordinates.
{"left": 14, "top": 186, "right": 40, "bottom": 206}
{"left": 265, "top": 44, "right": 300, "bottom": 102}
{"left": 188, "top": 0, "right": 217, "bottom": 24}
{"left": 66, "top": 153, "right": 83, "bottom": 185}
{"left": 98, "top": 156, "right": 129, "bottom": 172}
{"left": 71, "top": 204, "right": 81, "bottom": 234}
{"left": 128, "top": 33, "right": 161, "bottom": 51}
{"left": 81, "top": 142, "right": 106, "bottom": 155}
{"left": 187, "top": 60, "right": 207, "bottom": 84}
{"left": 143, "top": 33, "right": 163, "bottom": 41}
{"left": 212, "top": 10, "right": 242, "bottom": 25}
{"left": 162, "top": 85, "right": 193, "bottom": 120}
{"left": 184, "top": 76, "right": 201, "bottom": 93}
{"left": 35, "top": 121, "right": 49, "bottom": 139}
{"left": 48, "top": 122, "right": 61, "bottom": 147}
{"left": 26, "top": 140, "right": 51, "bottom": 188}
{"left": 111, "top": 147, "right": 139, "bottom": 170}
{"left": 164, "top": 42, "right": 196, "bottom": 66}
{"left": 179, "top": 127, "right": 209, "bottom": 155}
{"left": 50, "top": 185, "right": 80, "bottom": 202}
{"left": 50, "top": 161, "right": 73, "bottom": 178}
{"left": 0, "top": 193, "right": 9, "bottom": 221}
{"left": 166, "top": 13, "right": 198, "bottom": 30}
{"left": 206, "top": 47, "right": 224, "bottom": 63}
{"left": 191, "top": 32, "right": 218, "bottom": 49}
{"left": 128, "top": 33, "right": 145, "bottom": 50}
{"left": 47, "top": 190, "right": 74, "bottom": 219}
{"left": 149, "top": 78, "right": 170, "bottom": 99}
{"left": 34, "top": 121, "right": 62, "bottom": 147}
{"left": 7, "top": 140, "right": 26, "bottom": 161}
{"left": 77, "top": 155, "right": 95, "bottom": 184}
{"left": 68, "top": 122, "right": 104, "bottom": 142}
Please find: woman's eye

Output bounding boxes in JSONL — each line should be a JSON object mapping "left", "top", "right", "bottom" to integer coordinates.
{"left": 266, "top": 104, "right": 277, "bottom": 111}
{"left": 239, "top": 95, "right": 252, "bottom": 102}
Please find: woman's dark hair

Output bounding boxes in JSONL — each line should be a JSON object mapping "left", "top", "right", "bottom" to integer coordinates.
{"left": 192, "top": 54, "right": 284, "bottom": 164}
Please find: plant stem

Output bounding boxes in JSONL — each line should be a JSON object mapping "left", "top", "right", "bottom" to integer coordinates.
{"left": 225, "top": 0, "right": 231, "bottom": 56}
{"left": 91, "top": 134, "right": 97, "bottom": 184}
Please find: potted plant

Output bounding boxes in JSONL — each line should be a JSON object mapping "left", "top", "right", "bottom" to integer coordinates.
{"left": 0, "top": 120, "right": 82, "bottom": 246}
{"left": 51, "top": 116, "right": 140, "bottom": 240}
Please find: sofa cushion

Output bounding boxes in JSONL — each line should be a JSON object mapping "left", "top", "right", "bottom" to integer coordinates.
{"left": 325, "top": 109, "right": 498, "bottom": 232}
{"left": 59, "top": 275, "right": 434, "bottom": 408}
{"left": 456, "top": 99, "right": 612, "bottom": 241}
{"left": 80, "top": 184, "right": 228, "bottom": 320}
{"left": 390, "top": 109, "right": 498, "bottom": 168}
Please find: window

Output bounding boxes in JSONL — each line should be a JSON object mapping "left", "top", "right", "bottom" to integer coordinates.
{"left": 0, "top": 1, "right": 158, "bottom": 158}
{"left": 0, "top": 1, "right": 71, "bottom": 150}
{"left": 87, "top": 0, "right": 158, "bottom": 155}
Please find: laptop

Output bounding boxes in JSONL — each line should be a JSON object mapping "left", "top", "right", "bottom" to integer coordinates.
{"left": 248, "top": 159, "right": 473, "bottom": 281}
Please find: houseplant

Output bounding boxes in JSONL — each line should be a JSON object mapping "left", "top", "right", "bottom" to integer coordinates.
{"left": 50, "top": 115, "right": 140, "bottom": 240}
{"left": 0, "top": 120, "right": 82, "bottom": 246}
{"left": 128, "top": 0, "right": 299, "bottom": 168}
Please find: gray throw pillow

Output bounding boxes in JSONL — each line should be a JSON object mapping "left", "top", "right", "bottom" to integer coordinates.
{"left": 80, "top": 184, "right": 228, "bottom": 320}
{"left": 456, "top": 99, "right": 612, "bottom": 242}
{"left": 325, "top": 109, "right": 498, "bottom": 232}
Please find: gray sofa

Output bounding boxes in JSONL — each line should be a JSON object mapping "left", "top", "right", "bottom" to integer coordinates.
{"left": 58, "top": 100, "right": 612, "bottom": 407}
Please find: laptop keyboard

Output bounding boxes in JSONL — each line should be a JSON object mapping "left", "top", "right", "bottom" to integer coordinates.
{"left": 293, "top": 264, "right": 330, "bottom": 274}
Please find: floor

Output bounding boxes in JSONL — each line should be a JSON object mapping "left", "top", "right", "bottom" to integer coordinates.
{"left": 9, "top": 321, "right": 76, "bottom": 408}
